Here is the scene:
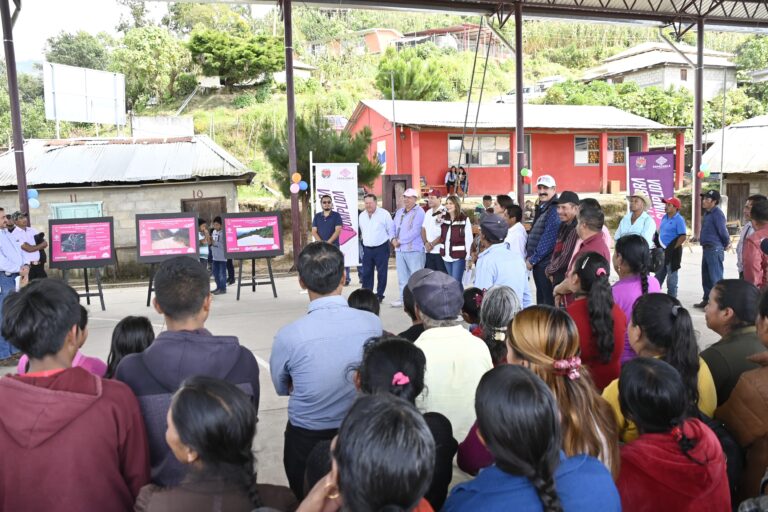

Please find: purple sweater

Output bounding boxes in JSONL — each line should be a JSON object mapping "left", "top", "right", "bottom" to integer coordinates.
{"left": 612, "top": 274, "right": 661, "bottom": 364}
{"left": 17, "top": 350, "right": 107, "bottom": 377}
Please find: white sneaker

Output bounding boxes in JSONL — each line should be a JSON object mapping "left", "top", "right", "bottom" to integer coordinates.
{"left": 390, "top": 300, "right": 403, "bottom": 307}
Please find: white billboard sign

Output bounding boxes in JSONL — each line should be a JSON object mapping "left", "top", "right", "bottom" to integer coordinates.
{"left": 43, "top": 62, "right": 127, "bottom": 126}
{"left": 314, "top": 163, "right": 360, "bottom": 268}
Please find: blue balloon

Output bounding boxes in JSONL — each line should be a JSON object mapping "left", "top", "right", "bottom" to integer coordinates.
{"left": 28, "top": 198, "right": 40, "bottom": 209}
{"left": 700, "top": 163, "right": 710, "bottom": 172}
{"left": 299, "top": 180, "right": 308, "bottom": 191}
{"left": 27, "top": 188, "right": 38, "bottom": 199}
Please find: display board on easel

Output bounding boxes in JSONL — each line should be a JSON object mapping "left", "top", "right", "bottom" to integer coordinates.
{"left": 135, "top": 212, "right": 200, "bottom": 306}
{"left": 222, "top": 212, "right": 283, "bottom": 301}
{"left": 48, "top": 217, "right": 115, "bottom": 311}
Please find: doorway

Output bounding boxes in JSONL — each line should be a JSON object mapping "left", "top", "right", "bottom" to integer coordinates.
{"left": 725, "top": 183, "right": 749, "bottom": 224}
{"left": 381, "top": 175, "right": 412, "bottom": 213}
{"left": 180, "top": 197, "right": 227, "bottom": 225}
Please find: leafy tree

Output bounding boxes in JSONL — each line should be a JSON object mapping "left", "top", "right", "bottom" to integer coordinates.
{"left": 44, "top": 31, "right": 112, "bottom": 71}
{"left": 258, "top": 112, "right": 382, "bottom": 199}
{"left": 110, "top": 26, "right": 191, "bottom": 109}
{"left": 376, "top": 47, "right": 447, "bottom": 101}
{"left": 188, "top": 29, "right": 284, "bottom": 88}
{"left": 163, "top": 3, "right": 250, "bottom": 35}
{"left": 735, "top": 35, "right": 768, "bottom": 101}
{"left": 116, "top": 0, "right": 151, "bottom": 33}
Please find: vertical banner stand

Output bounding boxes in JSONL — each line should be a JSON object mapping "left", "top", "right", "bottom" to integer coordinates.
{"left": 236, "top": 257, "right": 277, "bottom": 301}
{"left": 63, "top": 268, "right": 106, "bottom": 311}
{"left": 145, "top": 264, "right": 156, "bottom": 307}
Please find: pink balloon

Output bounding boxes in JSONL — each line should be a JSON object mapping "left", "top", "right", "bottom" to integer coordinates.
{"left": 290, "top": 183, "right": 300, "bottom": 194}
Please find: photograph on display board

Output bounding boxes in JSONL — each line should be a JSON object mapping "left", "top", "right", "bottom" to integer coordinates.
{"left": 222, "top": 212, "right": 283, "bottom": 259}
{"left": 48, "top": 217, "right": 115, "bottom": 269}
{"left": 135, "top": 213, "right": 199, "bottom": 264}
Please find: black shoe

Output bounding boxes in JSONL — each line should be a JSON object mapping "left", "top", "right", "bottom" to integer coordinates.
{"left": 0, "top": 352, "right": 22, "bottom": 367}
{"left": 693, "top": 301, "right": 707, "bottom": 309}
{"left": 212, "top": 289, "right": 226, "bottom": 295}
{"left": 227, "top": 279, "right": 236, "bottom": 285}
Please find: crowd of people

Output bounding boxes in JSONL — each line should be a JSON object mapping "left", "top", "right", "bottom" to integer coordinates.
{"left": 3, "top": 174, "right": 768, "bottom": 511}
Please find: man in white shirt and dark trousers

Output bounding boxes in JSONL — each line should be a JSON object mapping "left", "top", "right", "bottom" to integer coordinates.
{"left": 11, "top": 212, "right": 48, "bottom": 280}
{"left": 0, "top": 208, "right": 28, "bottom": 365}
{"left": 358, "top": 193, "right": 395, "bottom": 302}
{"left": 421, "top": 189, "right": 447, "bottom": 273}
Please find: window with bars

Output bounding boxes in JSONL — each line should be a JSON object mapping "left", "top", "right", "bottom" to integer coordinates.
{"left": 448, "top": 135, "right": 511, "bottom": 167}
{"left": 575, "top": 136, "right": 643, "bottom": 165}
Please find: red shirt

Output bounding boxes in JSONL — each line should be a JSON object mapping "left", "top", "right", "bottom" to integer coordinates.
{"left": 568, "top": 231, "right": 612, "bottom": 276}
{"left": 566, "top": 298, "right": 626, "bottom": 391}
{"left": 743, "top": 224, "right": 768, "bottom": 288}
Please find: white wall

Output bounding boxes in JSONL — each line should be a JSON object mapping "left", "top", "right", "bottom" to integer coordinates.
{"left": 616, "top": 65, "right": 736, "bottom": 101}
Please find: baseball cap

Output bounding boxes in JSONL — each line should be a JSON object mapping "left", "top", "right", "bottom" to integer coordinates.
{"left": 480, "top": 213, "right": 509, "bottom": 242}
{"left": 536, "top": 175, "right": 556, "bottom": 188}
{"left": 427, "top": 188, "right": 442, "bottom": 198}
{"left": 403, "top": 188, "right": 419, "bottom": 198}
{"left": 408, "top": 269, "right": 463, "bottom": 320}
{"left": 662, "top": 197, "right": 681, "bottom": 209}
{"left": 700, "top": 189, "right": 721, "bottom": 202}
{"left": 558, "top": 191, "right": 580, "bottom": 205}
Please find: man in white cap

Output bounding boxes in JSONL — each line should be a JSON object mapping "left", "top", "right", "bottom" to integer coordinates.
{"left": 390, "top": 188, "right": 426, "bottom": 307}
{"left": 525, "top": 175, "right": 560, "bottom": 306}
{"left": 614, "top": 191, "right": 655, "bottom": 247}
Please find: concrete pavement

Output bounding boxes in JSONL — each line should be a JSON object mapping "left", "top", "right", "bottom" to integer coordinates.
{"left": 0, "top": 245, "right": 739, "bottom": 486}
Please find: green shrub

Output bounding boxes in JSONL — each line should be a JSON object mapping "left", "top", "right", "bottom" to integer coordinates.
{"left": 176, "top": 73, "right": 198, "bottom": 98}
{"left": 233, "top": 94, "right": 254, "bottom": 109}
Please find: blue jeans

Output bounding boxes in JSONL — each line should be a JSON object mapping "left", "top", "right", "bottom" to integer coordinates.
{"left": 444, "top": 259, "right": 466, "bottom": 289}
{"left": 702, "top": 246, "right": 724, "bottom": 302}
{"left": 212, "top": 260, "right": 227, "bottom": 291}
{"left": 0, "top": 274, "right": 19, "bottom": 359}
{"left": 361, "top": 243, "right": 389, "bottom": 300}
{"left": 396, "top": 251, "right": 426, "bottom": 301}
{"left": 655, "top": 262, "right": 679, "bottom": 297}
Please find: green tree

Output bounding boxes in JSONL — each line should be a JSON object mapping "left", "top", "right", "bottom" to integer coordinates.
{"left": 116, "top": 0, "right": 151, "bottom": 33}
{"left": 110, "top": 26, "right": 191, "bottom": 109}
{"left": 163, "top": 3, "right": 251, "bottom": 35}
{"left": 44, "top": 31, "right": 112, "bottom": 70}
{"left": 188, "top": 29, "right": 284, "bottom": 89}
{"left": 735, "top": 35, "right": 768, "bottom": 101}
{"left": 376, "top": 47, "right": 447, "bottom": 101}
{"left": 258, "top": 112, "right": 382, "bottom": 199}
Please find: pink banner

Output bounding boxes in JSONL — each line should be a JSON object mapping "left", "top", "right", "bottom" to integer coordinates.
{"left": 628, "top": 151, "right": 676, "bottom": 229}
{"left": 137, "top": 218, "right": 197, "bottom": 258}
{"left": 51, "top": 221, "right": 112, "bottom": 263}
{"left": 224, "top": 215, "right": 281, "bottom": 254}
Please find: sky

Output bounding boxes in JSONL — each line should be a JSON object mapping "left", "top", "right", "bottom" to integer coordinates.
{"left": 3, "top": 1, "right": 273, "bottom": 62}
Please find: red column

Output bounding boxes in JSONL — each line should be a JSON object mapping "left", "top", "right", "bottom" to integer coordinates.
{"left": 599, "top": 132, "right": 609, "bottom": 193}
{"left": 410, "top": 129, "right": 421, "bottom": 192}
{"left": 675, "top": 131, "right": 685, "bottom": 191}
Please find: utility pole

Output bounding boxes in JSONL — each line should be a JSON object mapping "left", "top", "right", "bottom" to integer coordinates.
{"left": 0, "top": 0, "right": 30, "bottom": 216}
{"left": 282, "top": 0, "right": 301, "bottom": 269}
{"left": 390, "top": 71, "right": 398, "bottom": 174}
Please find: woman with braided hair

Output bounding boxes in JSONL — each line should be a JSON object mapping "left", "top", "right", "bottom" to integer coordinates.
{"left": 566, "top": 252, "right": 626, "bottom": 391}
{"left": 444, "top": 365, "right": 620, "bottom": 511}
{"left": 135, "top": 376, "right": 296, "bottom": 512}
{"left": 602, "top": 293, "right": 717, "bottom": 443}
{"left": 617, "top": 357, "right": 729, "bottom": 511}
{"left": 613, "top": 234, "right": 661, "bottom": 364}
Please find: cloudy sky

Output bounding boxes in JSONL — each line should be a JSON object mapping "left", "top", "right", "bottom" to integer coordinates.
{"left": 5, "top": 1, "right": 273, "bottom": 62}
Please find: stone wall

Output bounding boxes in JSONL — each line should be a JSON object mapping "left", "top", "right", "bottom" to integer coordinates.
{"left": 0, "top": 181, "right": 238, "bottom": 263}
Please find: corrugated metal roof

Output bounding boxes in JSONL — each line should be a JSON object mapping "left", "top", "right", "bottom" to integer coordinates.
{"left": 353, "top": 99, "right": 672, "bottom": 131}
{"left": 702, "top": 115, "right": 768, "bottom": 174}
{"left": 584, "top": 42, "right": 735, "bottom": 81}
{"left": 0, "top": 135, "right": 253, "bottom": 188}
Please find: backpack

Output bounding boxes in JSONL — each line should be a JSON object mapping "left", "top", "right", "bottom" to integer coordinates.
{"left": 698, "top": 410, "right": 745, "bottom": 503}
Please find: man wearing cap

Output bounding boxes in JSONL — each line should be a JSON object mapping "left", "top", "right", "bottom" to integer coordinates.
{"left": 525, "top": 175, "right": 561, "bottom": 305}
{"left": 0, "top": 208, "right": 28, "bottom": 366}
{"left": 655, "top": 197, "right": 687, "bottom": 297}
{"left": 10, "top": 212, "right": 48, "bottom": 280}
{"left": 411, "top": 269, "right": 492, "bottom": 440}
{"left": 742, "top": 198, "right": 768, "bottom": 288}
{"left": 359, "top": 193, "right": 395, "bottom": 303}
{"left": 475, "top": 213, "right": 532, "bottom": 308}
{"left": 390, "top": 188, "right": 426, "bottom": 307}
{"left": 696, "top": 189, "right": 731, "bottom": 309}
{"left": 421, "top": 189, "right": 447, "bottom": 273}
{"left": 737, "top": 195, "right": 767, "bottom": 279}
{"left": 545, "top": 191, "right": 580, "bottom": 291}
{"left": 615, "top": 192, "right": 656, "bottom": 247}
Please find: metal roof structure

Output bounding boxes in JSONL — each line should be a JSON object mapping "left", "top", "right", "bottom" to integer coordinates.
{"left": 583, "top": 42, "right": 735, "bottom": 81}
{"left": 241, "top": 0, "right": 768, "bottom": 32}
{"left": 351, "top": 99, "right": 674, "bottom": 131}
{"left": 0, "top": 135, "right": 253, "bottom": 188}
{"left": 702, "top": 115, "right": 768, "bottom": 173}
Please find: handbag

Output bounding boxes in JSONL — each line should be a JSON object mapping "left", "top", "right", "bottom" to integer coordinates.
{"left": 650, "top": 231, "right": 665, "bottom": 274}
